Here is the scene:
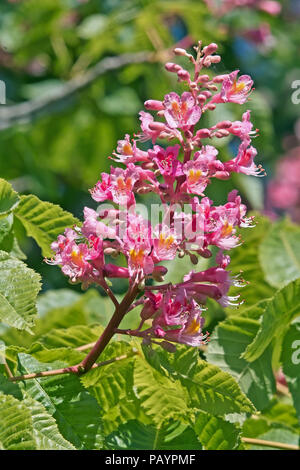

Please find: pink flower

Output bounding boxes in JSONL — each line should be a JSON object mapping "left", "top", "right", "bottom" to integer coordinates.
{"left": 110, "top": 164, "right": 139, "bottom": 206}
{"left": 229, "top": 110, "right": 256, "bottom": 140}
{"left": 225, "top": 140, "right": 263, "bottom": 176}
{"left": 163, "top": 92, "right": 201, "bottom": 129}
{"left": 148, "top": 144, "right": 182, "bottom": 180}
{"left": 112, "top": 134, "right": 149, "bottom": 164}
{"left": 90, "top": 173, "right": 112, "bottom": 203}
{"left": 152, "top": 225, "right": 178, "bottom": 261}
{"left": 212, "top": 71, "right": 253, "bottom": 104}
{"left": 138, "top": 111, "right": 165, "bottom": 144}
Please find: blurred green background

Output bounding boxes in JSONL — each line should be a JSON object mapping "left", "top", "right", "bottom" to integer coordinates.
{"left": 0, "top": 0, "right": 299, "bottom": 290}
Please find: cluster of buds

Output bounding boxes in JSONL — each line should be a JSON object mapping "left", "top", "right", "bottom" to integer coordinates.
{"left": 48, "top": 41, "right": 263, "bottom": 350}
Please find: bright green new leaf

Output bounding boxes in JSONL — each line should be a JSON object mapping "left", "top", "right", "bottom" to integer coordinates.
{"left": 0, "top": 392, "right": 36, "bottom": 450}
{"left": 0, "top": 178, "right": 20, "bottom": 217}
{"left": 0, "top": 251, "right": 41, "bottom": 333}
{"left": 14, "top": 194, "right": 79, "bottom": 257}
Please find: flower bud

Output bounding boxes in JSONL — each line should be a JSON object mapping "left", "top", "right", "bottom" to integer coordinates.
{"left": 216, "top": 120, "right": 232, "bottom": 129}
{"left": 203, "top": 43, "right": 218, "bottom": 55}
{"left": 148, "top": 122, "right": 167, "bottom": 131}
{"left": 177, "top": 69, "right": 190, "bottom": 81}
{"left": 144, "top": 100, "right": 164, "bottom": 111}
{"left": 195, "top": 128, "right": 211, "bottom": 139}
{"left": 210, "top": 55, "right": 221, "bottom": 64}
{"left": 165, "top": 62, "right": 181, "bottom": 73}
{"left": 174, "top": 47, "right": 188, "bottom": 56}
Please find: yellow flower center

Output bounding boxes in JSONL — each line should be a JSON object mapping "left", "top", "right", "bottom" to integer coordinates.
{"left": 231, "top": 80, "right": 245, "bottom": 93}
{"left": 129, "top": 248, "right": 145, "bottom": 265}
{"left": 123, "top": 142, "right": 133, "bottom": 155}
{"left": 158, "top": 233, "right": 175, "bottom": 250}
{"left": 221, "top": 221, "right": 233, "bottom": 237}
{"left": 188, "top": 169, "right": 202, "bottom": 184}
{"left": 117, "top": 177, "right": 133, "bottom": 191}
{"left": 185, "top": 317, "right": 201, "bottom": 335}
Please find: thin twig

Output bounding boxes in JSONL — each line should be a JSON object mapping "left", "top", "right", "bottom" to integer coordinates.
{"left": 241, "top": 437, "right": 299, "bottom": 451}
{"left": 0, "top": 51, "right": 154, "bottom": 130}
{"left": 9, "top": 350, "right": 138, "bottom": 382}
{"left": 3, "top": 359, "right": 14, "bottom": 379}
{"left": 76, "top": 341, "right": 96, "bottom": 352}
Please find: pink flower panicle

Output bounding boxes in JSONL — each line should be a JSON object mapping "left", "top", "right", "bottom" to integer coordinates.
{"left": 47, "top": 41, "right": 262, "bottom": 351}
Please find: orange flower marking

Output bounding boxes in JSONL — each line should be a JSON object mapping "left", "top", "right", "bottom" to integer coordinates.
{"left": 122, "top": 142, "right": 133, "bottom": 155}
{"left": 221, "top": 221, "right": 233, "bottom": 237}
{"left": 188, "top": 168, "right": 202, "bottom": 185}
{"left": 185, "top": 317, "right": 201, "bottom": 335}
{"left": 231, "top": 80, "right": 245, "bottom": 94}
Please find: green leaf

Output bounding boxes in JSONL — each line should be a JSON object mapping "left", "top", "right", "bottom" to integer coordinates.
{"left": 0, "top": 392, "right": 36, "bottom": 450}
{"left": 24, "top": 396, "right": 75, "bottom": 450}
{"left": 281, "top": 320, "right": 300, "bottom": 420}
{"left": 14, "top": 194, "right": 79, "bottom": 257}
{"left": 195, "top": 411, "right": 241, "bottom": 450}
{"left": 105, "top": 420, "right": 202, "bottom": 450}
{"left": 0, "top": 213, "right": 13, "bottom": 243}
{"left": 0, "top": 179, "right": 20, "bottom": 217}
{"left": 134, "top": 356, "right": 190, "bottom": 426}
{"left": 178, "top": 358, "right": 255, "bottom": 416}
{"left": 259, "top": 220, "right": 300, "bottom": 288}
{"left": 205, "top": 311, "right": 275, "bottom": 410}
{"left": 81, "top": 341, "right": 143, "bottom": 436}
{"left": 0, "top": 251, "right": 41, "bottom": 333}
{"left": 242, "top": 279, "right": 300, "bottom": 362}
{"left": 17, "top": 353, "right": 103, "bottom": 450}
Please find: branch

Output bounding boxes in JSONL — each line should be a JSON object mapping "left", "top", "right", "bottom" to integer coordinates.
{"left": 241, "top": 437, "right": 299, "bottom": 451}
{"left": 79, "top": 283, "right": 139, "bottom": 372}
{"left": 9, "top": 349, "right": 138, "bottom": 382}
{"left": 0, "top": 51, "right": 154, "bottom": 131}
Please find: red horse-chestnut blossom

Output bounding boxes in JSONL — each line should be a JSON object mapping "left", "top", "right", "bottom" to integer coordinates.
{"left": 47, "top": 40, "right": 263, "bottom": 351}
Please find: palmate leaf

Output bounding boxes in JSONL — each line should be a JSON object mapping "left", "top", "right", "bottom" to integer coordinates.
{"left": 0, "top": 251, "right": 41, "bottom": 333}
{"left": 205, "top": 308, "right": 276, "bottom": 410}
{"left": 0, "top": 392, "right": 36, "bottom": 450}
{"left": 281, "top": 320, "right": 300, "bottom": 420}
{"left": 105, "top": 420, "right": 202, "bottom": 450}
{"left": 14, "top": 194, "right": 79, "bottom": 257}
{"left": 0, "top": 179, "right": 20, "bottom": 217}
{"left": 17, "top": 353, "right": 103, "bottom": 450}
{"left": 195, "top": 411, "right": 241, "bottom": 450}
{"left": 242, "top": 279, "right": 300, "bottom": 363}
{"left": 259, "top": 220, "right": 300, "bottom": 288}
